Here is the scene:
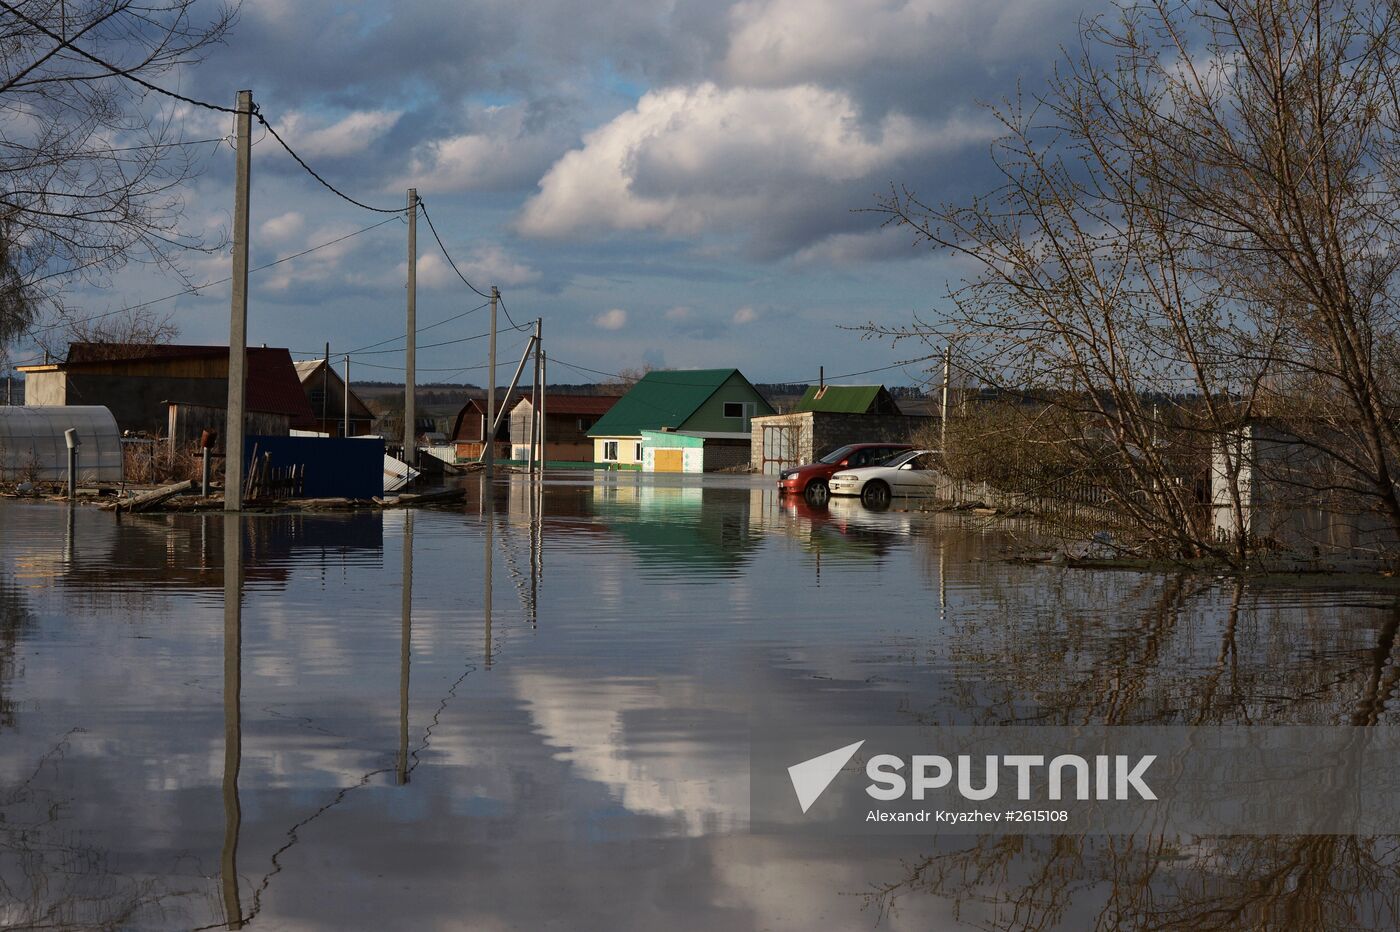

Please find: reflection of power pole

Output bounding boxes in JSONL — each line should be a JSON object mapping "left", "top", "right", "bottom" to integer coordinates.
{"left": 529, "top": 473, "right": 538, "bottom": 626}
{"left": 484, "top": 493, "right": 494, "bottom": 668}
{"left": 221, "top": 517, "right": 244, "bottom": 929}
{"left": 397, "top": 512, "right": 413, "bottom": 785}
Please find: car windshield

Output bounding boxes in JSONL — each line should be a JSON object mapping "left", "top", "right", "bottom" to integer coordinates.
{"left": 883, "top": 450, "right": 922, "bottom": 468}
{"left": 817, "top": 445, "right": 858, "bottom": 464}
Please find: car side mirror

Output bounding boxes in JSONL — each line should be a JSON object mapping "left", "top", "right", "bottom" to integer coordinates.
{"left": 899, "top": 463, "right": 914, "bottom": 470}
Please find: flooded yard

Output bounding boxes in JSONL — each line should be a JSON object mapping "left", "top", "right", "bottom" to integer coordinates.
{"left": 1, "top": 473, "right": 1398, "bottom": 929}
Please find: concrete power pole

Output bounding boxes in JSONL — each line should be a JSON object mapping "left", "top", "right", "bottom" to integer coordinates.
{"left": 528, "top": 318, "right": 541, "bottom": 477}
{"left": 940, "top": 342, "right": 952, "bottom": 454}
{"left": 404, "top": 188, "right": 418, "bottom": 467}
{"left": 343, "top": 355, "right": 351, "bottom": 438}
{"left": 321, "top": 342, "right": 329, "bottom": 432}
{"left": 484, "top": 286, "right": 498, "bottom": 478}
{"left": 224, "top": 89, "right": 253, "bottom": 513}
{"left": 539, "top": 349, "right": 547, "bottom": 471}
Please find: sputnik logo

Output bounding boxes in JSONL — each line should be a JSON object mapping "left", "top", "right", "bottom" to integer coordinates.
{"left": 788, "top": 740, "right": 865, "bottom": 813}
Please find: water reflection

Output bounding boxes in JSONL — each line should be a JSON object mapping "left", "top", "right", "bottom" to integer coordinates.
{"left": 0, "top": 479, "right": 1396, "bottom": 929}
{"left": 222, "top": 515, "right": 243, "bottom": 929}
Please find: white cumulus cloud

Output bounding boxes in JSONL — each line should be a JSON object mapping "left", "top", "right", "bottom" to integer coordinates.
{"left": 273, "top": 109, "right": 401, "bottom": 159}
{"left": 732, "top": 306, "right": 757, "bottom": 324}
{"left": 516, "top": 82, "right": 992, "bottom": 253}
{"left": 396, "top": 103, "right": 574, "bottom": 192}
{"left": 594, "top": 308, "right": 629, "bottom": 330}
{"left": 259, "top": 211, "right": 304, "bottom": 242}
{"left": 724, "top": 0, "right": 1067, "bottom": 86}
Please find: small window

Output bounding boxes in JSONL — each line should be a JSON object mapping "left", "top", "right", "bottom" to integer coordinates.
{"left": 603, "top": 440, "right": 619, "bottom": 460}
{"left": 723, "top": 402, "right": 745, "bottom": 419}
{"left": 634, "top": 442, "right": 643, "bottom": 461}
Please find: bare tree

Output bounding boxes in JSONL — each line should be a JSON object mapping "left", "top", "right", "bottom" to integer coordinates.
{"left": 60, "top": 304, "right": 180, "bottom": 356}
{"left": 874, "top": 0, "right": 1400, "bottom": 566}
{"left": 610, "top": 363, "right": 657, "bottom": 388}
{"left": 0, "top": 0, "right": 236, "bottom": 349}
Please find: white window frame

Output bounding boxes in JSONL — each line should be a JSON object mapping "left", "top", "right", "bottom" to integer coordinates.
{"left": 634, "top": 441, "right": 644, "bottom": 461}
{"left": 723, "top": 401, "right": 745, "bottom": 419}
{"left": 602, "top": 440, "right": 619, "bottom": 461}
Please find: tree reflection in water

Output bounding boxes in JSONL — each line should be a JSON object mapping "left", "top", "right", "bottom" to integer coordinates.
{"left": 872, "top": 571, "right": 1400, "bottom": 931}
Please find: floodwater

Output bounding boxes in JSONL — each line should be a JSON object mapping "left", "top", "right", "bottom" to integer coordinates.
{"left": 1, "top": 473, "right": 1398, "bottom": 930}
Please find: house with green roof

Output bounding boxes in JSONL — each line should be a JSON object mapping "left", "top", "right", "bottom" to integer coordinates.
{"left": 794, "top": 383, "right": 902, "bottom": 415}
{"left": 749, "top": 383, "right": 933, "bottom": 476}
{"left": 586, "top": 368, "right": 775, "bottom": 471}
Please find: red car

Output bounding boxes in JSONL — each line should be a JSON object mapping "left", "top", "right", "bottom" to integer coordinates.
{"left": 778, "top": 443, "right": 914, "bottom": 500}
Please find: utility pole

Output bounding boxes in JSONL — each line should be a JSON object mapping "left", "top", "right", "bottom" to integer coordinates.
{"left": 321, "top": 342, "right": 329, "bottom": 433}
{"left": 940, "top": 342, "right": 952, "bottom": 453}
{"left": 224, "top": 89, "right": 253, "bottom": 514}
{"left": 343, "top": 355, "right": 351, "bottom": 437}
{"left": 528, "top": 318, "right": 541, "bottom": 478}
{"left": 484, "top": 286, "right": 498, "bottom": 478}
{"left": 404, "top": 188, "right": 418, "bottom": 467}
{"left": 539, "top": 349, "right": 547, "bottom": 472}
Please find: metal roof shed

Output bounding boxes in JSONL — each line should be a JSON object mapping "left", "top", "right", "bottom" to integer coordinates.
{"left": 0, "top": 406, "right": 123, "bottom": 483}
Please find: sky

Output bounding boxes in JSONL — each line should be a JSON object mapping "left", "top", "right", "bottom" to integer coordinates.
{"left": 32, "top": 0, "right": 1099, "bottom": 388}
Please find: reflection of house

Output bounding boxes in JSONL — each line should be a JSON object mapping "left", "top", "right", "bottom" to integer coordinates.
{"left": 592, "top": 483, "right": 763, "bottom": 573}
{"left": 508, "top": 394, "right": 620, "bottom": 463}
{"left": 587, "top": 369, "right": 774, "bottom": 471}
{"left": 19, "top": 343, "right": 315, "bottom": 451}
{"left": 449, "top": 394, "right": 521, "bottom": 461}
{"left": 292, "top": 360, "right": 375, "bottom": 436}
{"left": 749, "top": 383, "right": 933, "bottom": 475}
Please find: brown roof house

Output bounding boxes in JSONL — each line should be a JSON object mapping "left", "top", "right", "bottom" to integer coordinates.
{"left": 508, "top": 393, "right": 621, "bottom": 464}
{"left": 449, "top": 393, "right": 524, "bottom": 462}
{"left": 19, "top": 343, "right": 315, "bottom": 452}
{"left": 293, "top": 359, "right": 375, "bottom": 437}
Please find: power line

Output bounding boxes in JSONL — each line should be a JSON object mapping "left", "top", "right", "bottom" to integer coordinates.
{"left": 353, "top": 329, "right": 492, "bottom": 356}
{"left": 417, "top": 200, "right": 492, "bottom": 299}
{"left": 495, "top": 291, "right": 526, "bottom": 331}
{"left": 24, "top": 216, "right": 401, "bottom": 339}
{"left": 550, "top": 355, "right": 933, "bottom": 386}
{"left": 254, "top": 111, "right": 405, "bottom": 215}
{"left": 0, "top": 1, "right": 407, "bottom": 215}
{"left": 341, "top": 301, "right": 491, "bottom": 355}
{"left": 0, "top": 1, "right": 241, "bottom": 115}
{"left": 298, "top": 334, "right": 533, "bottom": 373}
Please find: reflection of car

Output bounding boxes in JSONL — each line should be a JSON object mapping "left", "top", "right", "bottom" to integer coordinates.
{"left": 778, "top": 443, "right": 913, "bottom": 500}
{"left": 828, "top": 449, "right": 940, "bottom": 508}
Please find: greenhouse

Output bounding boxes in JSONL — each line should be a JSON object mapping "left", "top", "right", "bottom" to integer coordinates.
{"left": 0, "top": 406, "right": 123, "bottom": 483}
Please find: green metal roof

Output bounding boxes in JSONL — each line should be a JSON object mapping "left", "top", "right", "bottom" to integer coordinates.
{"left": 794, "top": 384, "right": 899, "bottom": 414}
{"left": 587, "top": 369, "right": 742, "bottom": 437}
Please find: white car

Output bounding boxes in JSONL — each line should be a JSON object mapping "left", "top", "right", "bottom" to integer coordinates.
{"left": 828, "top": 449, "right": 940, "bottom": 507}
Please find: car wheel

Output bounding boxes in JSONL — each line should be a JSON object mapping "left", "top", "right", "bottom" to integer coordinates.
{"left": 861, "top": 480, "right": 891, "bottom": 510}
{"left": 804, "top": 479, "right": 830, "bottom": 505}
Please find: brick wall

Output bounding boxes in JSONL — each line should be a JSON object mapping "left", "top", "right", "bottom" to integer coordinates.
{"left": 702, "top": 439, "right": 752, "bottom": 471}
{"left": 750, "top": 412, "right": 936, "bottom": 471}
